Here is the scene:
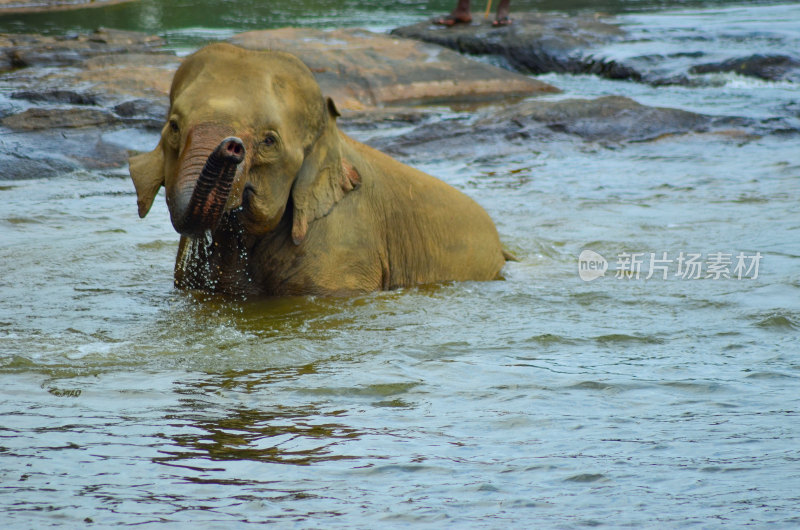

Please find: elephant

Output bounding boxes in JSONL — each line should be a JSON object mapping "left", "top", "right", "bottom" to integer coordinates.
{"left": 129, "top": 42, "right": 508, "bottom": 296}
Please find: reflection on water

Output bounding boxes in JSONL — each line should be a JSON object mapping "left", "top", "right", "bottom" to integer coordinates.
{"left": 1, "top": 0, "right": 800, "bottom": 526}
{"left": 161, "top": 398, "right": 362, "bottom": 466}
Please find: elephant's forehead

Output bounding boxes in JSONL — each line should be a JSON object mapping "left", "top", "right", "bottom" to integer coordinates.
{"left": 173, "top": 74, "right": 291, "bottom": 126}
{"left": 175, "top": 55, "right": 315, "bottom": 102}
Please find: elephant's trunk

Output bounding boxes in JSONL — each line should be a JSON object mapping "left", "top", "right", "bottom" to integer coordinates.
{"left": 170, "top": 126, "right": 245, "bottom": 237}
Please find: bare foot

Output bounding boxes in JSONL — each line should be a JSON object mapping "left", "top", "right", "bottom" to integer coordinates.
{"left": 492, "top": 16, "right": 512, "bottom": 27}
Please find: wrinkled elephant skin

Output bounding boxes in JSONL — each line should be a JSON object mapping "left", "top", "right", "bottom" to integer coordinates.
{"left": 129, "top": 42, "right": 507, "bottom": 296}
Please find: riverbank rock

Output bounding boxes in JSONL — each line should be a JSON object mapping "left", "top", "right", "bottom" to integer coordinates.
{"left": 391, "top": 12, "right": 639, "bottom": 80}
{"left": 1, "top": 25, "right": 788, "bottom": 181}
{"left": 0, "top": 26, "right": 557, "bottom": 179}
{"left": 391, "top": 14, "right": 800, "bottom": 87}
{"left": 0, "top": 0, "right": 137, "bottom": 14}
{"left": 485, "top": 96, "right": 731, "bottom": 142}
{"left": 0, "top": 28, "right": 176, "bottom": 178}
{"left": 364, "top": 96, "right": 755, "bottom": 158}
{"left": 0, "top": 28, "right": 166, "bottom": 72}
{"left": 229, "top": 27, "right": 558, "bottom": 109}
{"left": 2, "top": 107, "right": 119, "bottom": 130}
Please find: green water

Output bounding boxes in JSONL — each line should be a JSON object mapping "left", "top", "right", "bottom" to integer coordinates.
{"left": 1, "top": 0, "right": 799, "bottom": 527}
{"left": 0, "top": 0, "right": 795, "bottom": 43}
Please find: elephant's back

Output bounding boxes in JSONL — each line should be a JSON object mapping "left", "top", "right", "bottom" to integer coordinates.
{"left": 347, "top": 136, "right": 506, "bottom": 285}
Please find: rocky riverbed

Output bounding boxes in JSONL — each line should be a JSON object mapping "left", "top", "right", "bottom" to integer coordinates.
{"left": 392, "top": 12, "right": 800, "bottom": 86}
{"left": 0, "top": 13, "right": 797, "bottom": 180}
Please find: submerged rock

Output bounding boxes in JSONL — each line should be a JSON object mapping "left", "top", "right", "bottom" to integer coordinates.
{"left": 2, "top": 107, "right": 119, "bottom": 130}
{"left": 230, "top": 27, "right": 558, "bottom": 109}
{"left": 690, "top": 54, "right": 800, "bottom": 83}
{"left": 485, "top": 95, "right": 721, "bottom": 142}
{"left": 0, "top": 148, "right": 80, "bottom": 181}
{"left": 366, "top": 96, "right": 755, "bottom": 157}
{"left": 0, "top": 129, "right": 132, "bottom": 179}
{"left": 11, "top": 89, "right": 99, "bottom": 105}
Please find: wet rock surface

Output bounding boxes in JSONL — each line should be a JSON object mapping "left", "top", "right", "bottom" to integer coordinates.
{"left": 2, "top": 107, "right": 119, "bottom": 130}
{"left": 0, "top": 28, "right": 166, "bottom": 72}
{"left": 0, "top": 28, "right": 177, "bottom": 179}
{"left": 690, "top": 54, "right": 800, "bottom": 83}
{"left": 0, "top": 26, "right": 560, "bottom": 179}
{"left": 484, "top": 96, "right": 724, "bottom": 142}
{"left": 364, "top": 95, "right": 757, "bottom": 160}
{"left": 0, "top": 22, "right": 795, "bottom": 181}
{"left": 391, "top": 13, "right": 800, "bottom": 87}
{"left": 11, "top": 89, "right": 99, "bottom": 105}
{"left": 230, "top": 27, "right": 557, "bottom": 109}
{"left": 391, "top": 13, "right": 636, "bottom": 79}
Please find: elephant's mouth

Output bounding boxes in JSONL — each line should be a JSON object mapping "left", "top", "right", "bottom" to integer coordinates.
{"left": 172, "top": 136, "right": 245, "bottom": 237}
{"left": 241, "top": 182, "right": 256, "bottom": 205}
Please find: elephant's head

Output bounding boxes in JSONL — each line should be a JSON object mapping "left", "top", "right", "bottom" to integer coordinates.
{"left": 129, "top": 43, "right": 359, "bottom": 244}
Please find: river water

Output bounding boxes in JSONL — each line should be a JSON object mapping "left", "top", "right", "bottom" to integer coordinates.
{"left": 1, "top": 1, "right": 799, "bottom": 527}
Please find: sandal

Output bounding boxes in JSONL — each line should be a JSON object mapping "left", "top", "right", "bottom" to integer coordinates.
{"left": 492, "top": 17, "right": 512, "bottom": 27}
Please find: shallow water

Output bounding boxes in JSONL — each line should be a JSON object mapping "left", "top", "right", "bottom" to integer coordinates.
{"left": 1, "top": 1, "right": 800, "bottom": 527}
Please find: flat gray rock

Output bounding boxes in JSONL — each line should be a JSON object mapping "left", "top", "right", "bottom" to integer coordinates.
{"left": 365, "top": 95, "right": 757, "bottom": 159}
{"left": 391, "top": 13, "right": 638, "bottom": 80}
{"left": 0, "top": 28, "right": 167, "bottom": 72}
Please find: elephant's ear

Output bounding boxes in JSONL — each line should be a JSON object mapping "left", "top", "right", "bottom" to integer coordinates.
{"left": 129, "top": 143, "right": 165, "bottom": 218}
{"left": 290, "top": 98, "right": 361, "bottom": 245}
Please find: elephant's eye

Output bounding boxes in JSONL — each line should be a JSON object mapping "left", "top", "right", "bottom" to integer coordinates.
{"left": 263, "top": 133, "right": 277, "bottom": 147}
{"left": 168, "top": 119, "right": 180, "bottom": 134}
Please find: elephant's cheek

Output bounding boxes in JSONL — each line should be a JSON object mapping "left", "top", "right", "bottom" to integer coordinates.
{"left": 240, "top": 189, "right": 286, "bottom": 236}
